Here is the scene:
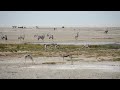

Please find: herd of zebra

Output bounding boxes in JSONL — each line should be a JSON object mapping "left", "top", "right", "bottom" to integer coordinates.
{"left": 0, "top": 32, "right": 54, "bottom": 41}
{"left": 0, "top": 32, "right": 80, "bottom": 42}
{"left": 1, "top": 25, "right": 109, "bottom": 41}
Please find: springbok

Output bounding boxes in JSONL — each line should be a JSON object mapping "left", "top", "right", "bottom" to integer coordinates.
{"left": 24, "top": 54, "right": 35, "bottom": 64}
{"left": 104, "top": 30, "right": 108, "bottom": 34}
{"left": 62, "top": 54, "right": 72, "bottom": 61}
{"left": 75, "top": 32, "right": 79, "bottom": 40}
{"left": 60, "top": 52, "right": 74, "bottom": 65}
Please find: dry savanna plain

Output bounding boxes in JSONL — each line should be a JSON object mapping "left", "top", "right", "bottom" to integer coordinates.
{"left": 0, "top": 27, "right": 120, "bottom": 79}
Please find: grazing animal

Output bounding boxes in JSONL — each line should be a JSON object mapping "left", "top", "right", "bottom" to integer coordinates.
{"left": 54, "top": 28, "right": 56, "bottom": 31}
{"left": 49, "top": 35, "right": 54, "bottom": 40}
{"left": 82, "top": 44, "right": 90, "bottom": 48}
{"left": 104, "top": 30, "right": 108, "bottom": 34}
{"left": 1, "top": 35, "right": 7, "bottom": 40}
{"left": 34, "top": 34, "right": 38, "bottom": 38}
{"left": 25, "top": 54, "right": 34, "bottom": 64}
{"left": 18, "top": 35, "right": 25, "bottom": 40}
{"left": 34, "top": 34, "right": 45, "bottom": 42}
{"left": 47, "top": 33, "right": 49, "bottom": 37}
{"left": 46, "top": 33, "right": 54, "bottom": 41}
{"left": 62, "top": 54, "right": 72, "bottom": 61}
{"left": 12, "top": 26, "right": 17, "bottom": 28}
{"left": 36, "top": 26, "right": 39, "bottom": 29}
{"left": 75, "top": 32, "right": 79, "bottom": 40}
{"left": 18, "top": 26, "right": 23, "bottom": 28}
{"left": 44, "top": 43, "right": 60, "bottom": 51}
{"left": 46, "top": 33, "right": 54, "bottom": 40}
{"left": 38, "top": 35, "right": 45, "bottom": 41}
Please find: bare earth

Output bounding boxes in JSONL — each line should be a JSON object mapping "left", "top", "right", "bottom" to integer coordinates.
{"left": 0, "top": 54, "right": 120, "bottom": 79}
{"left": 0, "top": 27, "right": 120, "bottom": 79}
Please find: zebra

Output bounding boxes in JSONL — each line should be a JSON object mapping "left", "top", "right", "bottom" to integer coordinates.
{"left": 82, "top": 44, "right": 90, "bottom": 48}
{"left": 18, "top": 35, "right": 25, "bottom": 40}
{"left": 12, "top": 26, "right": 17, "bottom": 28}
{"left": 46, "top": 33, "right": 54, "bottom": 41}
{"left": 49, "top": 35, "right": 54, "bottom": 40}
{"left": 24, "top": 54, "right": 35, "bottom": 64}
{"left": 44, "top": 43, "right": 60, "bottom": 51}
{"left": 46, "top": 33, "right": 53, "bottom": 39}
{"left": 1, "top": 35, "right": 7, "bottom": 40}
{"left": 34, "top": 34, "right": 45, "bottom": 42}
{"left": 0, "top": 32, "right": 8, "bottom": 41}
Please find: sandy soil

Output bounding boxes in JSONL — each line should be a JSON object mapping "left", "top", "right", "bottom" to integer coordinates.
{"left": 0, "top": 55, "right": 120, "bottom": 79}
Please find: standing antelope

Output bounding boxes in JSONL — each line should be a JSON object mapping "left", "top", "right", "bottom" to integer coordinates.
{"left": 75, "top": 32, "right": 79, "bottom": 40}
{"left": 104, "top": 30, "right": 108, "bottom": 34}
{"left": 104, "top": 27, "right": 108, "bottom": 34}
{"left": 61, "top": 53, "right": 74, "bottom": 65}
{"left": 24, "top": 54, "right": 35, "bottom": 64}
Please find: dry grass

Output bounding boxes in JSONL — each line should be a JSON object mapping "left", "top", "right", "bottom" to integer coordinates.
{"left": 112, "top": 58, "right": 120, "bottom": 61}
{"left": 0, "top": 44, "right": 120, "bottom": 60}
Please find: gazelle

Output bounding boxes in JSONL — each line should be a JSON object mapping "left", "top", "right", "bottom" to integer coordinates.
{"left": 24, "top": 54, "right": 35, "bottom": 64}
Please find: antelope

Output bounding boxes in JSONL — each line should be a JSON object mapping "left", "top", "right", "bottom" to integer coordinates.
{"left": 75, "top": 32, "right": 79, "bottom": 40}
{"left": 24, "top": 54, "right": 35, "bottom": 64}
{"left": 104, "top": 30, "right": 108, "bottom": 34}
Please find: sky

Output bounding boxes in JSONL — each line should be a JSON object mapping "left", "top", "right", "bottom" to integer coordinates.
{"left": 0, "top": 11, "right": 120, "bottom": 27}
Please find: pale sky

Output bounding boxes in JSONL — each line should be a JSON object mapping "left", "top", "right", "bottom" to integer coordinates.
{"left": 0, "top": 11, "right": 120, "bottom": 27}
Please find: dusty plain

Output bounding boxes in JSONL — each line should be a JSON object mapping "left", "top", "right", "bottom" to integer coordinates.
{"left": 0, "top": 27, "right": 120, "bottom": 79}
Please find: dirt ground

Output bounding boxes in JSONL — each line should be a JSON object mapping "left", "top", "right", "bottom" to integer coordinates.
{"left": 0, "top": 54, "right": 120, "bottom": 79}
